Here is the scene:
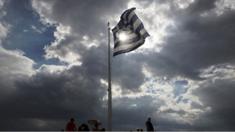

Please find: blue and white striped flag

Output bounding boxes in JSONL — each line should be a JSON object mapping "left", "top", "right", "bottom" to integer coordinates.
{"left": 112, "top": 7, "right": 150, "bottom": 56}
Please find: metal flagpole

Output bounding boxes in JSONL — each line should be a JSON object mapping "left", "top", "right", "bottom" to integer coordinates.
{"left": 107, "top": 22, "right": 112, "bottom": 131}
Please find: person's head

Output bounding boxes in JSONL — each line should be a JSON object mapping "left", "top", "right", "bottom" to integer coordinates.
{"left": 147, "top": 117, "right": 151, "bottom": 121}
{"left": 70, "top": 118, "right": 75, "bottom": 122}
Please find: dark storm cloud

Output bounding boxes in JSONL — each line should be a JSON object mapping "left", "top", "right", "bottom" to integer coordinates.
{"left": 188, "top": 0, "right": 217, "bottom": 14}
{"left": 135, "top": 52, "right": 203, "bottom": 80}
{"left": 0, "top": 56, "right": 107, "bottom": 130}
{"left": 0, "top": 118, "right": 65, "bottom": 131}
{"left": 112, "top": 55, "right": 145, "bottom": 92}
{"left": 193, "top": 78, "right": 235, "bottom": 130}
{"left": 160, "top": 1, "right": 235, "bottom": 79}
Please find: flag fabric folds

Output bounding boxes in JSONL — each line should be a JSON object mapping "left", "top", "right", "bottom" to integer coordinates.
{"left": 112, "top": 7, "right": 150, "bottom": 56}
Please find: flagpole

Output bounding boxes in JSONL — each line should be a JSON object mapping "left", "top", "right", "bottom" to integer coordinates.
{"left": 107, "top": 22, "right": 112, "bottom": 131}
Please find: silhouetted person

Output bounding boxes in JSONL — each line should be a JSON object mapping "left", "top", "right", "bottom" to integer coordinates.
{"left": 66, "top": 118, "right": 77, "bottom": 131}
{"left": 145, "top": 117, "right": 154, "bottom": 131}
{"left": 78, "top": 123, "right": 90, "bottom": 131}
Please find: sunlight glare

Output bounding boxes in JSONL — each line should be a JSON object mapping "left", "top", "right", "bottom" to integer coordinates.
{"left": 118, "top": 32, "right": 129, "bottom": 42}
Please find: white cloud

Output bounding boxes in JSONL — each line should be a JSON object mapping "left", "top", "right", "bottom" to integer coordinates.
{"left": 174, "top": 0, "right": 195, "bottom": 9}
{"left": 0, "top": 0, "right": 9, "bottom": 44}
{"left": 215, "top": 0, "right": 235, "bottom": 15}
{"left": 0, "top": 47, "right": 35, "bottom": 76}
{"left": 37, "top": 64, "right": 66, "bottom": 74}
{"left": 0, "top": 22, "right": 9, "bottom": 43}
{"left": 142, "top": 77, "right": 210, "bottom": 124}
{"left": 0, "top": 0, "right": 6, "bottom": 17}
{"left": 0, "top": 0, "right": 4, "bottom": 7}
{"left": 43, "top": 24, "right": 82, "bottom": 64}
{"left": 31, "top": 0, "right": 56, "bottom": 25}
{"left": 200, "top": 64, "right": 235, "bottom": 82}
{"left": 31, "top": 25, "right": 46, "bottom": 34}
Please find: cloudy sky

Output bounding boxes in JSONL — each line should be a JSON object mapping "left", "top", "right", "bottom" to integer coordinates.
{"left": 0, "top": 0, "right": 235, "bottom": 130}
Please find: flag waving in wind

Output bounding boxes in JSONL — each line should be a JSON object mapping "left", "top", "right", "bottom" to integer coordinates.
{"left": 112, "top": 7, "right": 150, "bottom": 56}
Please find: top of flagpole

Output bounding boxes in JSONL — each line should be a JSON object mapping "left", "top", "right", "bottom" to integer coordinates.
{"left": 108, "top": 22, "right": 110, "bottom": 31}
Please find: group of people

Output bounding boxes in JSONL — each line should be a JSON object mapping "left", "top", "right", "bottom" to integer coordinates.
{"left": 65, "top": 118, "right": 105, "bottom": 131}
{"left": 64, "top": 117, "right": 155, "bottom": 131}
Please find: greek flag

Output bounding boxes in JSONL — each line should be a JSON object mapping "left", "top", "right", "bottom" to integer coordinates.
{"left": 112, "top": 7, "right": 150, "bottom": 56}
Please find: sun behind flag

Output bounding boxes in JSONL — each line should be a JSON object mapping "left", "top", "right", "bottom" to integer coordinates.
{"left": 112, "top": 7, "right": 150, "bottom": 56}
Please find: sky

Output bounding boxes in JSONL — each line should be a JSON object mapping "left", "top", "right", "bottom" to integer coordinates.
{"left": 0, "top": 0, "right": 235, "bottom": 131}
